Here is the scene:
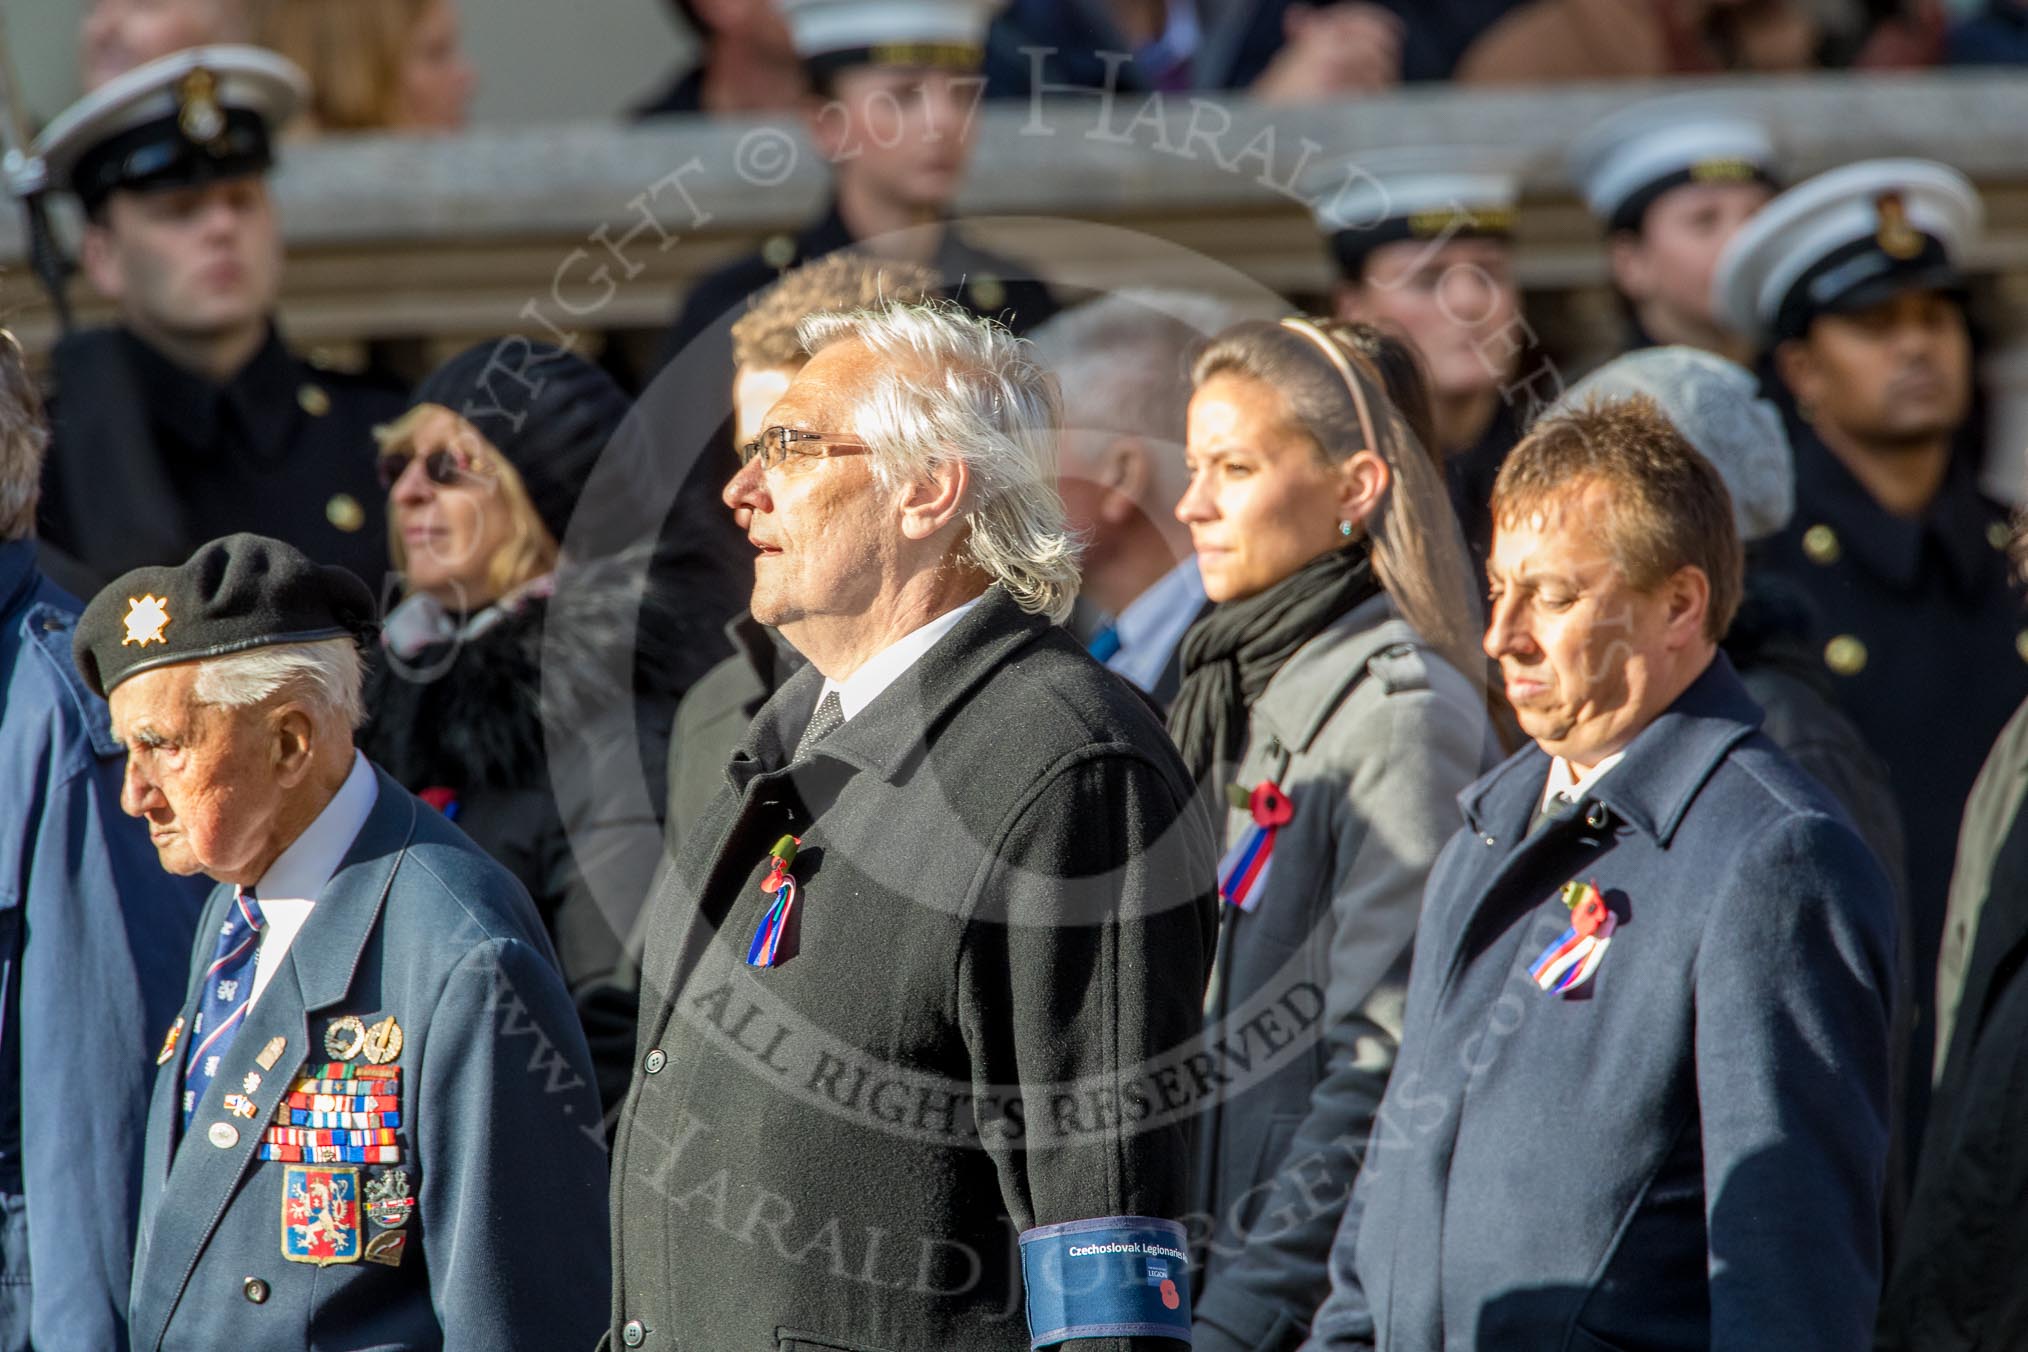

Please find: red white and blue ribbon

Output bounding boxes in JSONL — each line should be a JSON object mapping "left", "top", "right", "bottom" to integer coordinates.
{"left": 746, "top": 835, "right": 803, "bottom": 968}
{"left": 1527, "top": 880, "right": 1616, "bottom": 995}
{"left": 1217, "top": 782, "right": 1295, "bottom": 913}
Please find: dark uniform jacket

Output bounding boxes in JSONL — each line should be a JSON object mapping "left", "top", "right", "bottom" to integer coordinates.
{"left": 1306, "top": 655, "right": 1897, "bottom": 1352}
{"left": 1879, "top": 691, "right": 2028, "bottom": 1351}
{"left": 1193, "top": 599, "right": 1491, "bottom": 1352}
{"left": 658, "top": 200, "right": 1062, "bottom": 380}
{"left": 0, "top": 542, "right": 207, "bottom": 1352}
{"left": 608, "top": 587, "right": 1219, "bottom": 1351}
{"left": 1756, "top": 414, "right": 2028, "bottom": 1094}
{"left": 127, "top": 765, "right": 610, "bottom": 1352}
{"left": 42, "top": 326, "right": 402, "bottom": 595}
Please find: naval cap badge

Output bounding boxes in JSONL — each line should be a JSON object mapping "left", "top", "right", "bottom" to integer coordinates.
{"left": 177, "top": 68, "right": 227, "bottom": 145}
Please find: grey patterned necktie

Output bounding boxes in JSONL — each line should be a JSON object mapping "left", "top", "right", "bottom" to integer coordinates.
{"left": 1530, "top": 794, "right": 1575, "bottom": 837}
{"left": 796, "top": 690, "right": 846, "bottom": 759}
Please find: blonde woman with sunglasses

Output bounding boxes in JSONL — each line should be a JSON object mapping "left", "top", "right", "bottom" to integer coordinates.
{"left": 357, "top": 341, "right": 740, "bottom": 1115}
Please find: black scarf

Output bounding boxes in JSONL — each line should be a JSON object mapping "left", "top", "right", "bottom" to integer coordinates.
{"left": 1167, "top": 544, "right": 1383, "bottom": 786}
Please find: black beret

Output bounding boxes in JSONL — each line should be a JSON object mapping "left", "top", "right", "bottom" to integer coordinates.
{"left": 408, "top": 339, "right": 632, "bottom": 547}
{"left": 74, "top": 534, "right": 379, "bottom": 699}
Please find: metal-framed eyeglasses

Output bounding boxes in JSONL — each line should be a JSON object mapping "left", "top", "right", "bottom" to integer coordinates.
{"left": 737, "top": 426, "right": 872, "bottom": 473}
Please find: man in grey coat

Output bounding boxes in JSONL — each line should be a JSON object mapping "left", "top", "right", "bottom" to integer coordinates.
{"left": 1305, "top": 396, "right": 1897, "bottom": 1351}
{"left": 609, "top": 301, "right": 1218, "bottom": 1351}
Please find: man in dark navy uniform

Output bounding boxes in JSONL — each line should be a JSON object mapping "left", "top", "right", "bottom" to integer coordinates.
{"left": 30, "top": 47, "right": 402, "bottom": 596}
{"left": 1714, "top": 158, "right": 2028, "bottom": 1116}
{"left": 658, "top": 0, "right": 1060, "bottom": 384}
{"left": 1566, "top": 96, "right": 1778, "bottom": 360}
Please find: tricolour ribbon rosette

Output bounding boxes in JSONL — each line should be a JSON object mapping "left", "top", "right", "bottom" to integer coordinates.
{"left": 1527, "top": 879, "right": 1616, "bottom": 995}
{"left": 746, "top": 834, "right": 803, "bottom": 968}
{"left": 1217, "top": 781, "right": 1295, "bottom": 913}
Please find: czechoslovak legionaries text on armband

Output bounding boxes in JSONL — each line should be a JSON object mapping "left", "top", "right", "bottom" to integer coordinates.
{"left": 1019, "top": 1216, "right": 1193, "bottom": 1347}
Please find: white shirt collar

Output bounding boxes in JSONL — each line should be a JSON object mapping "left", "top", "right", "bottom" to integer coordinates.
{"left": 255, "top": 750, "right": 380, "bottom": 905}
{"left": 1108, "top": 556, "right": 1204, "bottom": 692}
{"left": 821, "top": 595, "right": 983, "bottom": 721}
{"left": 1540, "top": 750, "right": 1627, "bottom": 817}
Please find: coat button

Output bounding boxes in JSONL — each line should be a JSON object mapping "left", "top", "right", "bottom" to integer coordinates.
{"left": 297, "top": 383, "right": 331, "bottom": 417}
{"left": 1802, "top": 524, "right": 1840, "bottom": 565}
{"left": 1990, "top": 520, "right": 2013, "bottom": 552}
{"left": 326, "top": 493, "right": 366, "bottom": 532}
{"left": 643, "top": 1049, "right": 666, "bottom": 1074}
{"left": 760, "top": 234, "right": 797, "bottom": 269}
{"left": 621, "top": 1319, "right": 647, "bottom": 1347}
{"left": 2016, "top": 630, "right": 2028, "bottom": 666}
{"left": 1824, "top": 634, "right": 1868, "bottom": 677}
{"left": 970, "top": 273, "right": 1007, "bottom": 312}
{"left": 243, "top": 1276, "right": 269, "bottom": 1304}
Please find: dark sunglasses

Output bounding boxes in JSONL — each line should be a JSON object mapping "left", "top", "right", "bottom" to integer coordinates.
{"left": 376, "top": 448, "right": 478, "bottom": 491}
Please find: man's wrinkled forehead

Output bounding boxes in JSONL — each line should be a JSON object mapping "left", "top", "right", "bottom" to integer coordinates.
{"left": 107, "top": 660, "right": 203, "bottom": 741}
{"left": 773, "top": 337, "right": 886, "bottom": 424}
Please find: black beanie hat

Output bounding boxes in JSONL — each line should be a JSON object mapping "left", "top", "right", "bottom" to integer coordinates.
{"left": 408, "top": 339, "right": 633, "bottom": 546}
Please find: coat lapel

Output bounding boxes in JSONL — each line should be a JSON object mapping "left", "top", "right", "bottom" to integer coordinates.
{"left": 142, "top": 883, "right": 230, "bottom": 1198}
{"left": 130, "top": 770, "right": 416, "bottom": 1351}
{"left": 1439, "top": 655, "right": 1764, "bottom": 997}
{"left": 640, "top": 589, "right": 1053, "bottom": 1023}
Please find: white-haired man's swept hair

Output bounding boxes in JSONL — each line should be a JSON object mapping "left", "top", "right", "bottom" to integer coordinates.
{"left": 192, "top": 638, "right": 367, "bottom": 729}
{"left": 797, "top": 299, "right": 1082, "bottom": 621}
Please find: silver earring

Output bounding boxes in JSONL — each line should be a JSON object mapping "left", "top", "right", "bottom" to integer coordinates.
{"left": 1339, "top": 520, "right": 1353, "bottom": 537}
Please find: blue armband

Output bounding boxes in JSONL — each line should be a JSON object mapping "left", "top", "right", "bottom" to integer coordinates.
{"left": 1019, "top": 1215, "right": 1192, "bottom": 1347}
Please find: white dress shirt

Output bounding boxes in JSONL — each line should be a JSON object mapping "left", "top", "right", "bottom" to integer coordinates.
{"left": 1538, "top": 750, "right": 1627, "bottom": 819}
{"left": 821, "top": 596, "right": 983, "bottom": 721}
{"left": 1107, "top": 556, "right": 1206, "bottom": 694}
{"left": 247, "top": 750, "right": 379, "bottom": 1009}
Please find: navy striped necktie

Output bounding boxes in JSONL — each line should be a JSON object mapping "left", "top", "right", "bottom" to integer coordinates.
{"left": 182, "top": 887, "right": 266, "bottom": 1128}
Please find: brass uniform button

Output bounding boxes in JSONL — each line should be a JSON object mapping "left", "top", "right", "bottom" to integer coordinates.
{"left": 760, "top": 234, "right": 797, "bottom": 270}
{"left": 1802, "top": 524, "right": 1840, "bottom": 566}
{"left": 326, "top": 494, "right": 365, "bottom": 533}
{"left": 969, "top": 273, "right": 1007, "bottom": 312}
{"left": 1824, "top": 634, "right": 1868, "bottom": 677}
{"left": 243, "top": 1276, "right": 269, "bottom": 1304}
{"left": 297, "top": 383, "right": 331, "bottom": 417}
{"left": 2016, "top": 630, "right": 2028, "bottom": 665}
{"left": 1991, "top": 520, "right": 2014, "bottom": 552}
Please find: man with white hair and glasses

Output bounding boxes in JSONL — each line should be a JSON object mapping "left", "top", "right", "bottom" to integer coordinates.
{"left": 608, "top": 301, "right": 1218, "bottom": 1351}
{"left": 74, "top": 534, "right": 609, "bottom": 1352}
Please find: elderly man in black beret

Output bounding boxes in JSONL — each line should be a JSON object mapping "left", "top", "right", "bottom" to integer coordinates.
{"left": 76, "top": 534, "right": 609, "bottom": 1352}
